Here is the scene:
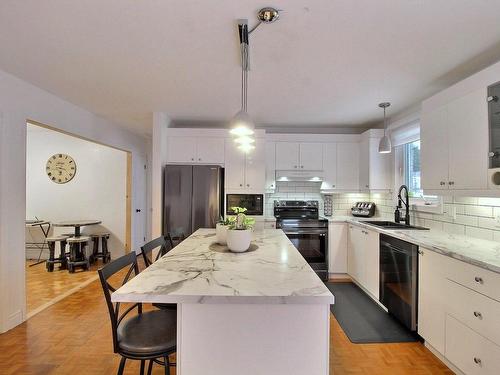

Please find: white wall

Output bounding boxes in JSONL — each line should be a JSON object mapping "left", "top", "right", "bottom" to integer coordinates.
{"left": 26, "top": 125, "right": 127, "bottom": 258}
{"left": 0, "top": 68, "right": 150, "bottom": 333}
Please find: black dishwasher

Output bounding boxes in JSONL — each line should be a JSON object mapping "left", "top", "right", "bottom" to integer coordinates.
{"left": 379, "top": 234, "right": 418, "bottom": 332}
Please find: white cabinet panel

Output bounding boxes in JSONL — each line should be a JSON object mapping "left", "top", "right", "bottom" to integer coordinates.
{"left": 421, "top": 106, "right": 449, "bottom": 190}
{"left": 265, "top": 141, "right": 276, "bottom": 191}
{"left": 276, "top": 142, "right": 299, "bottom": 170}
{"left": 167, "top": 137, "right": 197, "bottom": 163}
{"left": 299, "top": 143, "right": 323, "bottom": 170}
{"left": 446, "top": 314, "right": 500, "bottom": 375}
{"left": 321, "top": 143, "right": 337, "bottom": 190}
{"left": 447, "top": 88, "right": 488, "bottom": 190}
{"left": 364, "top": 229, "right": 379, "bottom": 299}
{"left": 368, "top": 138, "right": 391, "bottom": 190}
{"left": 245, "top": 139, "right": 266, "bottom": 191}
{"left": 337, "top": 143, "right": 359, "bottom": 190}
{"left": 224, "top": 139, "right": 246, "bottom": 190}
{"left": 347, "top": 225, "right": 365, "bottom": 284}
{"left": 328, "top": 223, "right": 347, "bottom": 274}
{"left": 418, "top": 248, "right": 448, "bottom": 354}
{"left": 359, "top": 137, "right": 369, "bottom": 190}
{"left": 196, "top": 138, "right": 225, "bottom": 164}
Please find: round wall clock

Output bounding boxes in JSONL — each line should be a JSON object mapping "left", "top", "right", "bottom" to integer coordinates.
{"left": 46, "top": 154, "right": 77, "bottom": 184}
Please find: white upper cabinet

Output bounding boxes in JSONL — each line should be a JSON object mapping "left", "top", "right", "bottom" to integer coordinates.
{"left": 275, "top": 142, "right": 299, "bottom": 170}
{"left": 196, "top": 138, "right": 225, "bottom": 164}
{"left": 167, "top": 137, "right": 197, "bottom": 163}
{"left": 421, "top": 106, "right": 449, "bottom": 190}
{"left": 299, "top": 143, "right": 323, "bottom": 170}
{"left": 245, "top": 138, "right": 266, "bottom": 190}
{"left": 275, "top": 142, "right": 323, "bottom": 170}
{"left": 167, "top": 136, "right": 224, "bottom": 164}
{"left": 421, "top": 87, "right": 488, "bottom": 192}
{"left": 358, "top": 131, "right": 391, "bottom": 191}
{"left": 225, "top": 138, "right": 265, "bottom": 192}
{"left": 321, "top": 143, "right": 337, "bottom": 190}
{"left": 265, "top": 141, "right": 276, "bottom": 192}
{"left": 336, "top": 142, "right": 360, "bottom": 190}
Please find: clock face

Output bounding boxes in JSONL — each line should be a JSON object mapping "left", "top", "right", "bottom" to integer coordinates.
{"left": 46, "top": 154, "right": 76, "bottom": 184}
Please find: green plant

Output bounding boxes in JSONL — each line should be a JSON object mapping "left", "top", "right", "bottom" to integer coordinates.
{"left": 218, "top": 215, "right": 233, "bottom": 226}
{"left": 228, "top": 207, "right": 255, "bottom": 230}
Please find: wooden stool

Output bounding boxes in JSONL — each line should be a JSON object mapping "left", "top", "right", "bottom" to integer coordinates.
{"left": 46, "top": 235, "right": 69, "bottom": 272}
{"left": 66, "top": 236, "right": 91, "bottom": 273}
{"left": 90, "top": 232, "right": 111, "bottom": 264}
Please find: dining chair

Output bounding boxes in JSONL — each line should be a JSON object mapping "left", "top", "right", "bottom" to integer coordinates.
{"left": 98, "top": 252, "right": 176, "bottom": 375}
{"left": 140, "top": 234, "right": 182, "bottom": 311}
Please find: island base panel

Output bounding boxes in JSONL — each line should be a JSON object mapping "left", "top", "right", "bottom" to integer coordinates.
{"left": 177, "top": 303, "right": 330, "bottom": 375}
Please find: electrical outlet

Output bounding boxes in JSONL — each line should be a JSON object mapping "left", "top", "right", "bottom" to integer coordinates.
{"left": 496, "top": 215, "right": 500, "bottom": 225}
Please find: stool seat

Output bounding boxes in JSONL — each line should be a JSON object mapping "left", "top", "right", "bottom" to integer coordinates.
{"left": 46, "top": 235, "right": 69, "bottom": 242}
{"left": 67, "top": 236, "right": 91, "bottom": 243}
{"left": 90, "top": 232, "right": 110, "bottom": 238}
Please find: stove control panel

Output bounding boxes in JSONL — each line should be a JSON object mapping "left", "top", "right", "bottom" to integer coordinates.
{"left": 351, "top": 202, "right": 376, "bottom": 217}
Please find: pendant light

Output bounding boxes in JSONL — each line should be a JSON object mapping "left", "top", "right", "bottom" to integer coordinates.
{"left": 378, "top": 102, "right": 392, "bottom": 154}
{"left": 230, "top": 8, "right": 280, "bottom": 151}
{"left": 230, "top": 20, "right": 255, "bottom": 138}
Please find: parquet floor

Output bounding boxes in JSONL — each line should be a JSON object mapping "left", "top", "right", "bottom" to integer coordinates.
{"left": 1, "top": 278, "right": 453, "bottom": 375}
{"left": 26, "top": 260, "right": 101, "bottom": 313}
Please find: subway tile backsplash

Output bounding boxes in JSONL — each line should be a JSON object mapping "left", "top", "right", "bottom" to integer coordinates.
{"left": 266, "top": 183, "right": 500, "bottom": 242}
{"left": 372, "top": 192, "right": 500, "bottom": 241}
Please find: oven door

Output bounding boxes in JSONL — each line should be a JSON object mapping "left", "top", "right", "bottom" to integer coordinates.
{"left": 282, "top": 228, "right": 327, "bottom": 265}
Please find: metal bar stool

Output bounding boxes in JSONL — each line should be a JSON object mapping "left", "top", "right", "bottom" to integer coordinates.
{"left": 90, "top": 232, "right": 111, "bottom": 264}
{"left": 98, "top": 252, "right": 176, "bottom": 375}
{"left": 46, "top": 235, "right": 69, "bottom": 271}
{"left": 66, "top": 236, "right": 91, "bottom": 272}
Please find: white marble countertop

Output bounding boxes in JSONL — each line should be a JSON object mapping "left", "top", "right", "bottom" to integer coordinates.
{"left": 112, "top": 229, "right": 334, "bottom": 305}
{"left": 327, "top": 216, "right": 500, "bottom": 274}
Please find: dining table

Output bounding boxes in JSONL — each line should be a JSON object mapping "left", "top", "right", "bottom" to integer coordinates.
{"left": 52, "top": 220, "right": 102, "bottom": 237}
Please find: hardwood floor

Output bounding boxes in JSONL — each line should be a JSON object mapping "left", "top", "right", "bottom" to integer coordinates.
{"left": 1, "top": 278, "right": 453, "bottom": 375}
{"left": 26, "top": 260, "right": 101, "bottom": 314}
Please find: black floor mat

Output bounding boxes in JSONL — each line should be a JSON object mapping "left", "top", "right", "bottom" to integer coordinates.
{"left": 326, "top": 282, "right": 419, "bottom": 343}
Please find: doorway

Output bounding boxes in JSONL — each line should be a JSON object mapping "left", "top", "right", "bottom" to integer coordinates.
{"left": 25, "top": 121, "right": 132, "bottom": 316}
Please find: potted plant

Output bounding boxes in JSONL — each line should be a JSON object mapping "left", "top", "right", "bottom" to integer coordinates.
{"left": 226, "top": 207, "right": 255, "bottom": 253}
{"left": 216, "top": 216, "right": 232, "bottom": 245}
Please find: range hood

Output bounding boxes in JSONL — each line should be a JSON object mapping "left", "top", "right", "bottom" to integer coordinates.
{"left": 275, "top": 170, "right": 324, "bottom": 182}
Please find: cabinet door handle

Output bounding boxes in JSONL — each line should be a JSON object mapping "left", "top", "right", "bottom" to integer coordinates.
{"left": 239, "top": 184, "right": 243, "bottom": 187}
{"left": 198, "top": 158, "right": 202, "bottom": 161}
{"left": 246, "top": 184, "right": 250, "bottom": 187}
{"left": 301, "top": 165, "right": 304, "bottom": 169}
{"left": 332, "top": 184, "right": 336, "bottom": 188}
{"left": 294, "top": 165, "right": 297, "bottom": 169}
{"left": 440, "top": 181, "right": 445, "bottom": 186}
{"left": 474, "top": 276, "right": 484, "bottom": 284}
{"left": 487, "top": 95, "right": 498, "bottom": 103}
{"left": 191, "top": 158, "right": 195, "bottom": 161}
{"left": 473, "top": 311, "right": 483, "bottom": 319}
{"left": 418, "top": 249, "right": 424, "bottom": 255}
{"left": 473, "top": 357, "right": 482, "bottom": 365}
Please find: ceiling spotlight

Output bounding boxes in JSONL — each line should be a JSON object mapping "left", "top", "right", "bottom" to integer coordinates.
{"left": 258, "top": 7, "right": 280, "bottom": 23}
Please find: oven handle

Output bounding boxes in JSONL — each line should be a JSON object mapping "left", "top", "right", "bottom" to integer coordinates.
{"left": 283, "top": 231, "right": 327, "bottom": 235}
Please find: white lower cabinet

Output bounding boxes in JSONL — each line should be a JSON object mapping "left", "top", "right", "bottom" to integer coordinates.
{"left": 419, "top": 248, "right": 500, "bottom": 374}
{"left": 328, "top": 223, "right": 348, "bottom": 274}
{"left": 446, "top": 315, "right": 500, "bottom": 375}
{"left": 347, "top": 225, "right": 379, "bottom": 299}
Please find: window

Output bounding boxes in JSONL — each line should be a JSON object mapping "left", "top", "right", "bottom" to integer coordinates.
{"left": 400, "top": 139, "right": 441, "bottom": 210}
{"left": 403, "top": 140, "right": 422, "bottom": 197}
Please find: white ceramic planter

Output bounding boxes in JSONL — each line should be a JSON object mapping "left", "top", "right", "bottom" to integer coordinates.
{"left": 215, "top": 223, "right": 228, "bottom": 245}
{"left": 226, "top": 229, "right": 252, "bottom": 253}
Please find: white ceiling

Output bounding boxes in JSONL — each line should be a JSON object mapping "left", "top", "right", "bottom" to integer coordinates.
{"left": 2, "top": 1, "right": 500, "bottom": 136}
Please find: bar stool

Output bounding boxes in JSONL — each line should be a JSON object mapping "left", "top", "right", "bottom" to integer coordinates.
{"left": 46, "top": 235, "right": 69, "bottom": 272}
{"left": 90, "top": 232, "right": 111, "bottom": 264}
{"left": 66, "top": 236, "right": 91, "bottom": 272}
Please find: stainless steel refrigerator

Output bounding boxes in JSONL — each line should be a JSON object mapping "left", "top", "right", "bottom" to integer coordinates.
{"left": 163, "top": 165, "right": 224, "bottom": 238}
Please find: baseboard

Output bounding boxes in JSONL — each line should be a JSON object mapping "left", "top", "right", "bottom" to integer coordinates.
{"left": 424, "top": 342, "right": 463, "bottom": 375}
{"left": 328, "top": 273, "right": 351, "bottom": 282}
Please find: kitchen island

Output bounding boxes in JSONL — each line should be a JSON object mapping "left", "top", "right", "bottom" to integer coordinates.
{"left": 112, "top": 228, "right": 334, "bottom": 375}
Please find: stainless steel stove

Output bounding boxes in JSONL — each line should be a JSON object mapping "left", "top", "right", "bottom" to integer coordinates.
{"left": 274, "top": 200, "right": 328, "bottom": 281}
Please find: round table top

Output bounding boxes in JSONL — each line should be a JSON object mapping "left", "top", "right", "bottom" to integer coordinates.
{"left": 52, "top": 220, "right": 102, "bottom": 227}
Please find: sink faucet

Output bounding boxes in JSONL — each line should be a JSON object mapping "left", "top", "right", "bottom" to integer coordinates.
{"left": 395, "top": 185, "right": 410, "bottom": 225}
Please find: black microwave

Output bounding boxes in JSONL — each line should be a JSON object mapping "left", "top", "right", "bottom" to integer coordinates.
{"left": 226, "top": 194, "right": 264, "bottom": 216}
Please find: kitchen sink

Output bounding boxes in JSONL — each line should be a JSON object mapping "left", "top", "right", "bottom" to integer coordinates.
{"left": 363, "top": 221, "right": 429, "bottom": 230}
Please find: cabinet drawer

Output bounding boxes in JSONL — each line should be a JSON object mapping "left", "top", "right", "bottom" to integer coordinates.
{"left": 444, "top": 257, "right": 500, "bottom": 302}
{"left": 446, "top": 314, "right": 500, "bottom": 375}
{"left": 445, "top": 279, "right": 500, "bottom": 346}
